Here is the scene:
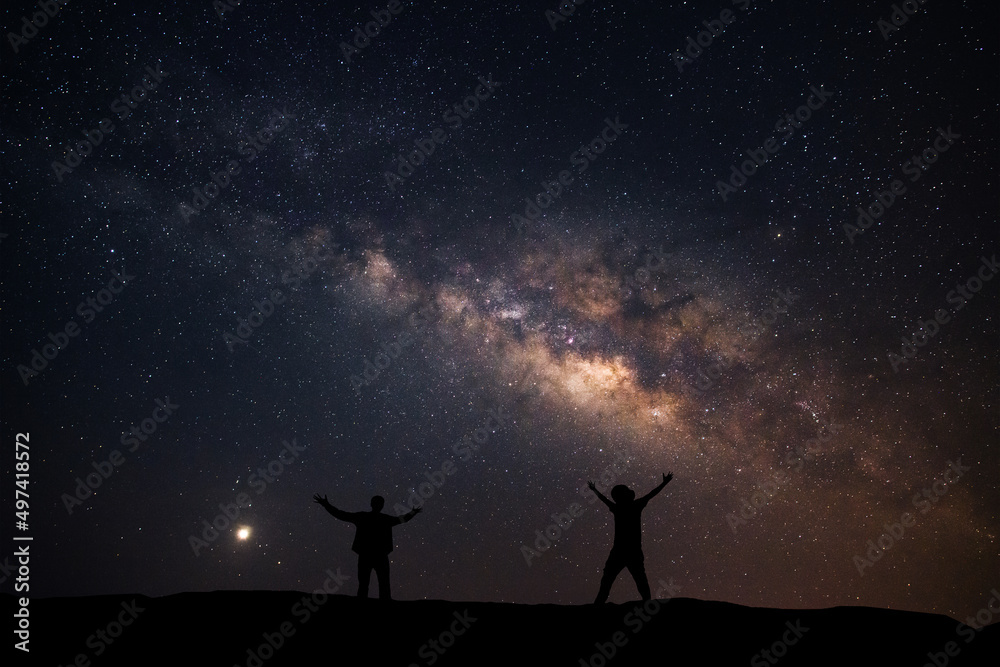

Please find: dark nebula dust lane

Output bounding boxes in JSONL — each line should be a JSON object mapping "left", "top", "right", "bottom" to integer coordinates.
{"left": 1, "top": 0, "right": 997, "bottom": 624}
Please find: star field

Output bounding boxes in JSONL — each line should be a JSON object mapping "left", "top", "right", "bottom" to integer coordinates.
{"left": 1, "top": 0, "right": 997, "bottom": 624}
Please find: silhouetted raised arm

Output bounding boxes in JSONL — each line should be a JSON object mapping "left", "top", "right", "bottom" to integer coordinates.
{"left": 638, "top": 472, "right": 673, "bottom": 504}
{"left": 313, "top": 493, "right": 354, "bottom": 522}
{"left": 588, "top": 481, "right": 614, "bottom": 508}
{"left": 393, "top": 506, "right": 423, "bottom": 525}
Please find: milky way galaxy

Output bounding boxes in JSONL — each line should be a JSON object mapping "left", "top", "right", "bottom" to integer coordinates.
{"left": 2, "top": 0, "right": 997, "bottom": 624}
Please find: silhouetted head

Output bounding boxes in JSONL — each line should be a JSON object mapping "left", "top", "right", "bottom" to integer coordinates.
{"left": 370, "top": 495, "right": 385, "bottom": 511}
{"left": 611, "top": 485, "right": 634, "bottom": 504}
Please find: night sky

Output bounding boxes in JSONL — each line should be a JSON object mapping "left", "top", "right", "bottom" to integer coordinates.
{"left": 2, "top": 0, "right": 998, "bottom": 623}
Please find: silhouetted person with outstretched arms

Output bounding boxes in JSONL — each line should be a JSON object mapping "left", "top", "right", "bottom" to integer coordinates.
{"left": 589, "top": 472, "right": 673, "bottom": 603}
{"left": 313, "top": 493, "right": 421, "bottom": 600}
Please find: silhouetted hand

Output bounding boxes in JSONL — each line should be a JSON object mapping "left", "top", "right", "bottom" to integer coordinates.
{"left": 587, "top": 481, "right": 597, "bottom": 491}
{"left": 663, "top": 472, "right": 673, "bottom": 484}
{"left": 412, "top": 507, "right": 423, "bottom": 514}
{"left": 313, "top": 493, "right": 331, "bottom": 507}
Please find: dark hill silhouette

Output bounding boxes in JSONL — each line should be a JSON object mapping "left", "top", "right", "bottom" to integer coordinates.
{"left": 5, "top": 591, "right": 998, "bottom": 666}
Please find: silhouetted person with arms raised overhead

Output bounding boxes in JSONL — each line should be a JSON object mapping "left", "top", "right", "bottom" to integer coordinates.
{"left": 589, "top": 472, "right": 673, "bottom": 603}
{"left": 313, "top": 493, "right": 421, "bottom": 600}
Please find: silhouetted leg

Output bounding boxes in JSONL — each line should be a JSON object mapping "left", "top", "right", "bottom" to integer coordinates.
{"left": 595, "top": 550, "right": 625, "bottom": 604}
{"left": 357, "top": 555, "right": 373, "bottom": 598}
{"left": 626, "top": 554, "right": 651, "bottom": 601}
{"left": 375, "top": 555, "right": 391, "bottom": 600}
